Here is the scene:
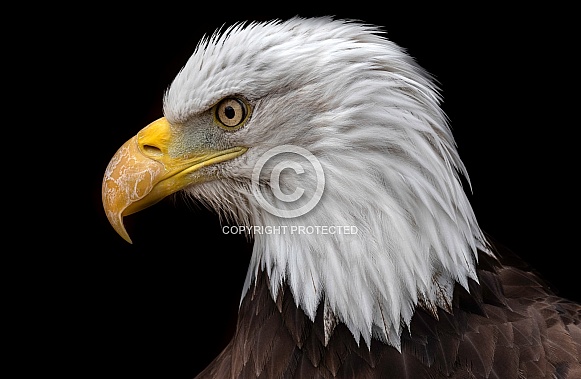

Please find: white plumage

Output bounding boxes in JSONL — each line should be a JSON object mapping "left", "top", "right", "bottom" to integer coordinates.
{"left": 103, "top": 16, "right": 581, "bottom": 378}
{"left": 163, "top": 17, "right": 490, "bottom": 349}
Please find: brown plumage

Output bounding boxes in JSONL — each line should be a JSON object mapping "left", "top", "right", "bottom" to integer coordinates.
{"left": 196, "top": 242, "right": 581, "bottom": 378}
{"left": 100, "top": 17, "right": 581, "bottom": 379}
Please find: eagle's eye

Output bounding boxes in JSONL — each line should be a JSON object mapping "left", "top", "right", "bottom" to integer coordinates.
{"left": 214, "top": 97, "right": 249, "bottom": 130}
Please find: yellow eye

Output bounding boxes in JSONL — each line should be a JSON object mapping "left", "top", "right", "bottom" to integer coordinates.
{"left": 215, "top": 97, "right": 249, "bottom": 129}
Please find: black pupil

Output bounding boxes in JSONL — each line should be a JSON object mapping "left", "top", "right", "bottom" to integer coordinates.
{"left": 224, "top": 105, "right": 235, "bottom": 119}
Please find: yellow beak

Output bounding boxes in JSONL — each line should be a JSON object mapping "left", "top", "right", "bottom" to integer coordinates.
{"left": 102, "top": 117, "right": 247, "bottom": 243}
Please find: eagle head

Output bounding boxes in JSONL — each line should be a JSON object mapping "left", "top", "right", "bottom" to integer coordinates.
{"left": 103, "top": 17, "right": 489, "bottom": 349}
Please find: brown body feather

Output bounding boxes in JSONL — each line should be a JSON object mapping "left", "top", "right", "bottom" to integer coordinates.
{"left": 195, "top": 247, "right": 581, "bottom": 379}
{"left": 195, "top": 244, "right": 580, "bottom": 379}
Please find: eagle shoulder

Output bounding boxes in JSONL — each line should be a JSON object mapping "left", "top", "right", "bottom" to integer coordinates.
{"left": 195, "top": 246, "right": 581, "bottom": 378}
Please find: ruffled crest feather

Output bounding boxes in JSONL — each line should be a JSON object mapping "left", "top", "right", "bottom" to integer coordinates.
{"left": 166, "top": 17, "right": 491, "bottom": 349}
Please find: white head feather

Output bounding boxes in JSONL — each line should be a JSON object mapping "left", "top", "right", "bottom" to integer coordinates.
{"left": 163, "top": 17, "right": 491, "bottom": 349}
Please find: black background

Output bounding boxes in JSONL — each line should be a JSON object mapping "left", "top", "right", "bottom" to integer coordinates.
{"left": 26, "top": 5, "right": 577, "bottom": 379}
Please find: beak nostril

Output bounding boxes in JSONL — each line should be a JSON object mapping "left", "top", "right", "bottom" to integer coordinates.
{"left": 142, "top": 144, "right": 163, "bottom": 157}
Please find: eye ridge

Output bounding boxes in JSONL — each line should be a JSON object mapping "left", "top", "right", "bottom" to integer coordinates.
{"left": 215, "top": 97, "right": 248, "bottom": 129}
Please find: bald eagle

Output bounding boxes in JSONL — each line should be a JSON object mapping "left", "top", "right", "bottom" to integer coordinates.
{"left": 102, "top": 17, "right": 581, "bottom": 378}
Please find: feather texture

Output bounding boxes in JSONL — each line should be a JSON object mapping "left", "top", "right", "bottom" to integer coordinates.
{"left": 195, "top": 244, "right": 581, "bottom": 378}
{"left": 166, "top": 17, "right": 491, "bottom": 346}
{"left": 153, "top": 17, "right": 581, "bottom": 377}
